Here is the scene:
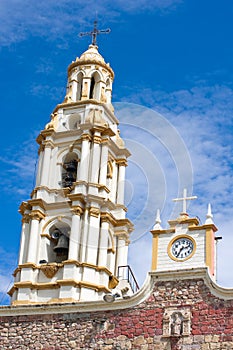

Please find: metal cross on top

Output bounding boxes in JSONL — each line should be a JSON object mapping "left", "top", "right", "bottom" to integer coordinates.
{"left": 79, "top": 20, "right": 111, "bottom": 46}
{"left": 172, "top": 188, "right": 197, "bottom": 214}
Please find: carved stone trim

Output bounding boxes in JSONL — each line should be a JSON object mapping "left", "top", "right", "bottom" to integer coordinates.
{"left": 81, "top": 133, "right": 92, "bottom": 142}
{"left": 93, "top": 135, "right": 102, "bottom": 144}
{"left": 42, "top": 140, "right": 54, "bottom": 149}
{"left": 71, "top": 206, "right": 84, "bottom": 216}
{"left": 29, "top": 210, "right": 45, "bottom": 221}
{"left": 115, "top": 158, "right": 128, "bottom": 167}
{"left": 40, "top": 264, "right": 59, "bottom": 278}
{"left": 162, "top": 308, "right": 191, "bottom": 337}
{"left": 89, "top": 207, "right": 100, "bottom": 218}
{"left": 22, "top": 214, "right": 30, "bottom": 224}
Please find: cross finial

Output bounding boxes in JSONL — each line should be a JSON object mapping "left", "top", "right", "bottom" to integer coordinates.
{"left": 79, "top": 20, "right": 111, "bottom": 46}
{"left": 172, "top": 188, "right": 197, "bottom": 214}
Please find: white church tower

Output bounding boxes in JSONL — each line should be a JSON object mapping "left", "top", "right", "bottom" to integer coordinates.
{"left": 9, "top": 24, "right": 134, "bottom": 305}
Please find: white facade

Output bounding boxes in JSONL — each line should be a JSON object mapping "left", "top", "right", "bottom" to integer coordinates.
{"left": 151, "top": 213, "right": 218, "bottom": 279}
{"left": 10, "top": 45, "right": 133, "bottom": 305}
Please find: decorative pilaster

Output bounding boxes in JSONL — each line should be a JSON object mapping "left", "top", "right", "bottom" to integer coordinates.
{"left": 86, "top": 207, "right": 101, "bottom": 264}
{"left": 27, "top": 211, "right": 45, "bottom": 263}
{"left": 116, "top": 159, "right": 127, "bottom": 204}
{"left": 77, "top": 133, "right": 91, "bottom": 182}
{"left": 40, "top": 141, "right": 54, "bottom": 186}
{"left": 90, "top": 132, "right": 102, "bottom": 184}
{"left": 99, "top": 141, "right": 109, "bottom": 187}
{"left": 68, "top": 206, "right": 83, "bottom": 260}
{"left": 98, "top": 220, "right": 109, "bottom": 266}
{"left": 18, "top": 214, "right": 30, "bottom": 265}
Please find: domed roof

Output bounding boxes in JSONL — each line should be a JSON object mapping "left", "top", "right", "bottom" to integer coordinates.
{"left": 79, "top": 45, "right": 105, "bottom": 64}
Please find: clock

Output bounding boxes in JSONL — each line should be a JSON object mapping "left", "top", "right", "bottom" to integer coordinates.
{"left": 168, "top": 235, "right": 196, "bottom": 261}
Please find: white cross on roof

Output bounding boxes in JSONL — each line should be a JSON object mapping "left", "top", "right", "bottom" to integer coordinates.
{"left": 172, "top": 188, "right": 197, "bottom": 213}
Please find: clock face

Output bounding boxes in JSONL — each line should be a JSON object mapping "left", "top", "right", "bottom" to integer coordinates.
{"left": 171, "top": 237, "right": 194, "bottom": 260}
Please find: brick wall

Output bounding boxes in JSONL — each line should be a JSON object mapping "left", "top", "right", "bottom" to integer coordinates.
{"left": 0, "top": 277, "right": 232, "bottom": 350}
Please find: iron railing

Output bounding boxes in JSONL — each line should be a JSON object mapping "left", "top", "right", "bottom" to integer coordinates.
{"left": 117, "top": 265, "right": 140, "bottom": 293}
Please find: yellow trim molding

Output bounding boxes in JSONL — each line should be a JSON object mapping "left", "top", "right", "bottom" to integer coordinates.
{"left": 151, "top": 233, "right": 159, "bottom": 270}
{"left": 205, "top": 227, "right": 215, "bottom": 276}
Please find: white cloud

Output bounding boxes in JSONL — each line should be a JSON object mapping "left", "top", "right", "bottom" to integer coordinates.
{"left": 117, "top": 84, "right": 233, "bottom": 287}
{"left": 0, "top": 0, "right": 182, "bottom": 46}
{"left": 0, "top": 135, "right": 38, "bottom": 198}
{"left": 0, "top": 248, "right": 17, "bottom": 305}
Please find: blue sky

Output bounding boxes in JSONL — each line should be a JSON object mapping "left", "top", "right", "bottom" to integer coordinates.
{"left": 0, "top": 0, "right": 233, "bottom": 304}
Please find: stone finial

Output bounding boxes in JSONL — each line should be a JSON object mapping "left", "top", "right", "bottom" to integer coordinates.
{"left": 152, "top": 209, "right": 162, "bottom": 230}
{"left": 205, "top": 203, "right": 214, "bottom": 225}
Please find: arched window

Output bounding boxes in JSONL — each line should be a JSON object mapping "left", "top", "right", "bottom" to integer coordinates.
{"left": 89, "top": 71, "right": 101, "bottom": 100}
{"left": 89, "top": 76, "right": 95, "bottom": 99}
{"left": 76, "top": 72, "right": 84, "bottom": 101}
{"left": 61, "top": 152, "right": 78, "bottom": 188}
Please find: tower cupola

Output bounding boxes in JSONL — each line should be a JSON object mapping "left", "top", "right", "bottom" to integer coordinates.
{"left": 64, "top": 44, "right": 114, "bottom": 106}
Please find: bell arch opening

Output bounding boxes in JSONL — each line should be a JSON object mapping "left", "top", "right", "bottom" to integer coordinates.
{"left": 48, "top": 223, "right": 70, "bottom": 263}
{"left": 89, "top": 71, "right": 101, "bottom": 100}
{"left": 61, "top": 152, "right": 79, "bottom": 188}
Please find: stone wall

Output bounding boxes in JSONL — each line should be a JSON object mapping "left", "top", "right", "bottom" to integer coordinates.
{"left": 0, "top": 277, "right": 232, "bottom": 350}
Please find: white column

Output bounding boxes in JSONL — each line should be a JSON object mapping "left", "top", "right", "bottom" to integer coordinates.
{"left": 117, "top": 161, "right": 126, "bottom": 204}
{"left": 79, "top": 209, "right": 89, "bottom": 262}
{"left": 99, "top": 142, "right": 108, "bottom": 186}
{"left": 116, "top": 238, "right": 128, "bottom": 268}
{"left": 110, "top": 161, "right": 118, "bottom": 203}
{"left": 98, "top": 220, "right": 109, "bottom": 266}
{"left": 40, "top": 141, "right": 53, "bottom": 186}
{"left": 77, "top": 134, "right": 91, "bottom": 182}
{"left": 71, "top": 79, "right": 78, "bottom": 101}
{"left": 90, "top": 132, "right": 101, "bottom": 183}
{"left": 27, "top": 213, "right": 42, "bottom": 263}
{"left": 18, "top": 216, "right": 30, "bottom": 265}
{"left": 68, "top": 207, "right": 83, "bottom": 260}
{"left": 86, "top": 208, "right": 100, "bottom": 265}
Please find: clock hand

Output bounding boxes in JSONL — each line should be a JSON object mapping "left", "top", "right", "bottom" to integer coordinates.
{"left": 178, "top": 246, "right": 185, "bottom": 257}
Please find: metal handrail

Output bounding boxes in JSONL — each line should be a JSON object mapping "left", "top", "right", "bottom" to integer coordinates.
{"left": 117, "top": 265, "right": 140, "bottom": 293}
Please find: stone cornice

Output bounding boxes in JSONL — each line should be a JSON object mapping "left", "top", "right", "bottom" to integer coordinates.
{"left": 27, "top": 198, "right": 46, "bottom": 210}
{"left": 2, "top": 268, "right": 233, "bottom": 316}
{"left": 52, "top": 101, "right": 119, "bottom": 125}
{"left": 19, "top": 201, "right": 31, "bottom": 215}
{"left": 151, "top": 223, "right": 218, "bottom": 236}
{"left": 29, "top": 210, "right": 45, "bottom": 221}
{"left": 89, "top": 206, "right": 100, "bottom": 218}
{"left": 71, "top": 206, "right": 84, "bottom": 216}
{"left": 100, "top": 212, "right": 134, "bottom": 232}
{"left": 108, "top": 139, "right": 131, "bottom": 158}
{"left": 115, "top": 158, "right": 128, "bottom": 166}
{"left": 68, "top": 59, "right": 114, "bottom": 79}
{"left": 31, "top": 186, "right": 71, "bottom": 199}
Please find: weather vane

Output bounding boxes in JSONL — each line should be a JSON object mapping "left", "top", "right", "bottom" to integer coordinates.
{"left": 79, "top": 20, "right": 111, "bottom": 46}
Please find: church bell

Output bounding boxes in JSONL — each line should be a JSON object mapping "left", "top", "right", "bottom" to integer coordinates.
{"left": 53, "top": 234, "right": 69, "bottom": 255}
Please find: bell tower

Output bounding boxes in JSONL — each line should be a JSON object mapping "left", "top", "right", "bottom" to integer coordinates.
{"left": 10, "top": 27, "right": 133, "bottom": 305}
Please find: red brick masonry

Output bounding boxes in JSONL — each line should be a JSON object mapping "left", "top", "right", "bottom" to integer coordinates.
{"left": 0, "top": 277, "right": 232, "bottom": 349}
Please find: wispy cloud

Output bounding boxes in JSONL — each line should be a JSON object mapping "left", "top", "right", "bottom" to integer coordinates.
{"left": 0, "top": 248, "right": 17, "bottom": 305}
{"left": 0, "top": 135, "right": 38, "bottom": 198}
{"left": 0, "top": 0, "right": 182, "bottom": 46}
{"left": 117, "top": 83, "right": 233, "bottom": 286}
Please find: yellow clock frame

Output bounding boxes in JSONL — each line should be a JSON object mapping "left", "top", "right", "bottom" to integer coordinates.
{"left": 167, "top": 234, "right": 196, "bottom": 262}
